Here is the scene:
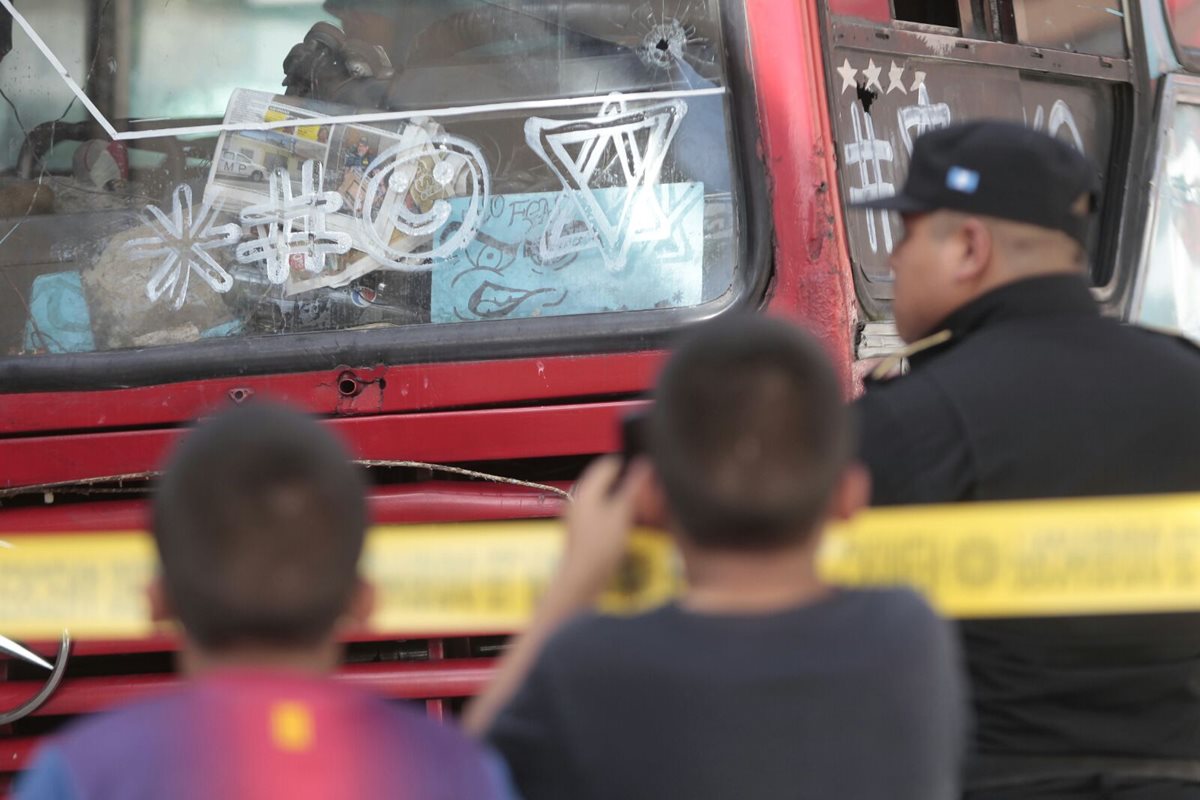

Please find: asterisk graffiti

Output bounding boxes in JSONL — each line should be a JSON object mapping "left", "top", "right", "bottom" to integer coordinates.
{"left": 126, "top": 185, "right": 241, "bottom": 310}
{"left": 236, "top": 159, "right": 351, "bottom": 284}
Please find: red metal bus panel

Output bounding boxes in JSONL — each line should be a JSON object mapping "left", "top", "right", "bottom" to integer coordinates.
{"left": 0, "top": 401, "right": 640, "bottom": 490}
{"left": 0, "top": 737, "right": 36, "bottom": 782}
{"left": 0, "top": 483, "right": 567, "bottom": 534}
{"left": 748, "top": 0, "right": 859, "bottom": 392}
{"left": 0, "top": 352, "right": 663, "bottom": 437}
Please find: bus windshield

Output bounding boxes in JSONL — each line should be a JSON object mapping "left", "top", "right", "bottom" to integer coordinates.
{"left": 0, "top": 1, "right": 742, "bottom": 370}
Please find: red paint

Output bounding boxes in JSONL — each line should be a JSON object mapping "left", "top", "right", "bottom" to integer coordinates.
{"left": 0, "top": 401, "right": 643, "bottom": 490}
{"left": 825, "top": 0, "right": 890, "bottom": 22}
{"left": 0, "top": 482, "right": 567, "bottom": 534}
{"left": 0, "top": 352, "right": 663, "bottom": 436}
{"left": 0, "top": 737, "right": 35, "bottom": 778}
{"left": 748, "top": 0, "right": 859, "bottom": 394}
{"left": 424, "top": 639, "right": 447, "bottom": 721}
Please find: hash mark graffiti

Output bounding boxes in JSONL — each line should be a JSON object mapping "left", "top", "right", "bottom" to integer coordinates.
{"left": 126, "top": 185, "right": 240, "bottom": 310}
{"left": 236, "top": 160, "right": 352, "bottom": 283}
{"left": 526, "top": 97, "right": 688, "bottom": 270}
{"left": 845, "top": 102, "right": 895, "bottom": 254}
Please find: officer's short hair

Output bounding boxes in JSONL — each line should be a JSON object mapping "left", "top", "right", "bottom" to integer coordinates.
{"left": 650, "top": 315, "right": 853, "bottom": 549}
{"left": 152, "top": 403, "right": 368, "bottom": 652}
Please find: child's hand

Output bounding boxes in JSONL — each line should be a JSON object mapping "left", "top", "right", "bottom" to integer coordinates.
{"left": 556, "top": 455, "right": 653, "bottom": 601}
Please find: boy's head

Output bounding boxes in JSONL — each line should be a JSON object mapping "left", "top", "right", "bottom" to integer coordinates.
{"left": 648, "top": 314, "right": 857, "bottom": 550}
{"left": 151, "top": 403, "right": 369, "bottom": 654}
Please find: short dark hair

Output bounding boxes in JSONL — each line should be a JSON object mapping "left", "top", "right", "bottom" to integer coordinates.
{"left": 152, "top": 403, "right": 368, "bottom": 651}
{"left": 649, "top": 314, "right": 853, "bottom": 549}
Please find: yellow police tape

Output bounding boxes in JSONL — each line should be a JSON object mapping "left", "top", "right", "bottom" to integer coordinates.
{"left": 5, "top": 492, "right": 1200, "bottom": 640}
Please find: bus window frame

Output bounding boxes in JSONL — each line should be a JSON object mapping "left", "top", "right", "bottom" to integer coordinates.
{"left": 819, "top": 3, "right": 1150, "bottom": 326}
{"left": 0, "top": 0, "right": 772, "bottom": 395}
{"left": 1130, "top": 72, "right": 1200, "bottom": 326}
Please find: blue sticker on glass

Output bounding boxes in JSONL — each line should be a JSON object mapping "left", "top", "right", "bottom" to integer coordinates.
{"left": 23, "top": 271, "right": 96, "bottom": 354}
{"left": 946, "top": 166, "right": 980, "bottom": 194}
{"left": 431, "top": 182, "right": 705, "bottom": 323}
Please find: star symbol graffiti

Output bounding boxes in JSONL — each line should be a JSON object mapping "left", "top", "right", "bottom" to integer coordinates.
{"left": 887, "top": 61, "right": 907, "bottom": 94}
{"left": 527, "top": 97, "right": 688, "bottom": 270}
{"left": 862, "top": 59, "right": 883, "bottom": 93}
{"left": 910, "top": 70, "right": 927, "bottom": 92}
{"left": 836, "top": 58, "right": 858, "bottom": 94}
{"left": 125, "top": 185, "right": 241, "bottom": 310}
{"left": 236, "top": 159, "right": 352, "bottom": 284}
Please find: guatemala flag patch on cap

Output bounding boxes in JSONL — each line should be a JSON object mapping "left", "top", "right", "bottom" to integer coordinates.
{"left": 946, "top": 166, "right": 980, "bottom": 194}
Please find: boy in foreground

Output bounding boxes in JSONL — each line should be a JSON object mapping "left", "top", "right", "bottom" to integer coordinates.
{"left": 466, "top": 314, "right": 968, "bottom": 799}
{"left": 16, "top": 404, "right": 516, "bottom": 800}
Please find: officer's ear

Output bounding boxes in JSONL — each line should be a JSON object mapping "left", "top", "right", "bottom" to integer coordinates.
{"left": 955, "top": 216, "right": 993, "bottom": 283}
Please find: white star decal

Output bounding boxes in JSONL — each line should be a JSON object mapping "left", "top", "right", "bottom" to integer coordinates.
{"left": 836, "top": 58, "right": 858, "bottom": 94}
{"left": 910, "top": 70, "right": 927, "bottom": 91}
{"left": 887, "top": 61, "right": 907, "bottom": 94}
{"left": 863, "top": 59, "right": 883, "bottom": 93}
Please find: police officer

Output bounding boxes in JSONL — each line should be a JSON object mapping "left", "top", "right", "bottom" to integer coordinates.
{"left": 854, "top": 121, "right": 1200, "bottom": 799}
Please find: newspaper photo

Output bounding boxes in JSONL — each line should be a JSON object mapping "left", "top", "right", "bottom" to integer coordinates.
{"left": 205, "top": 90, "right": 461, "bottom": 295}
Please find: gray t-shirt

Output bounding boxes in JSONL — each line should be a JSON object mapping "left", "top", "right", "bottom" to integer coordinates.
{"left": 489, "top": 587, "right": 967, "bottom": 800}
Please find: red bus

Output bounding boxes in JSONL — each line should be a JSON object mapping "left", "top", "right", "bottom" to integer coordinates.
{"left": 0, "top": 0, "right": 1197, "bottom": 791}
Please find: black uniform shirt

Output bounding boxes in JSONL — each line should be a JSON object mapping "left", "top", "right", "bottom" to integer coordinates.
{"left": 856, "top": 274, "right": 1200, "bottom": 771}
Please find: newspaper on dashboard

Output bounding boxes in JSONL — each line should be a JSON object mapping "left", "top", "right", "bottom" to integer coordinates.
{"left": 205, "top": 89, "right": 460, "bottom": 295}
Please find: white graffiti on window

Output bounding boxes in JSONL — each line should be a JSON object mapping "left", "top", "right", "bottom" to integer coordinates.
{"left": 526, "top": 97, "right": 689, "bottom": 271}
{"left": 127, "top": 185, "right": 241, "bottom": 310}
{"left": 236, "top": 159, "right": 352, "bottom": 284}
{"left": 357, "top": 133, "right": 491, "bottom": 271}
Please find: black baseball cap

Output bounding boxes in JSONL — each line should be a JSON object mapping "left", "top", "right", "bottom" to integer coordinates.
{"left": 852, "top": 120, "right": 1100, "bottom": 244}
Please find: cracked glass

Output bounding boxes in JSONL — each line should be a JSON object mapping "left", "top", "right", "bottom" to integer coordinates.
{"left": 0, "top": 0, "right": 738, "bottom": 359}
